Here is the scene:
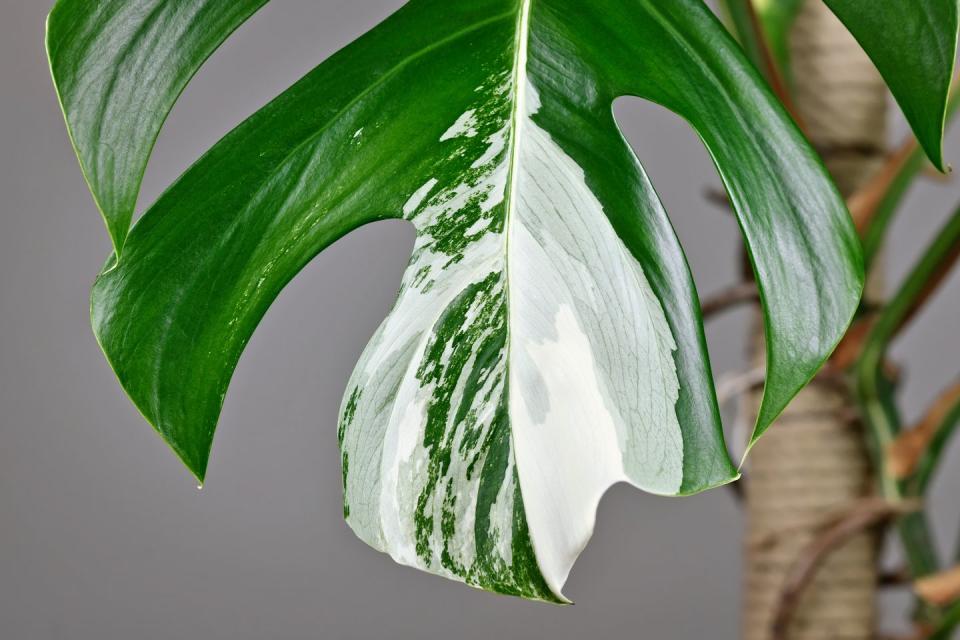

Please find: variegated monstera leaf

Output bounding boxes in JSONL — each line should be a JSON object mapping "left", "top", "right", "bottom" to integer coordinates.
{"left": 48, "top": 0, "right": 953, "bottom": 602}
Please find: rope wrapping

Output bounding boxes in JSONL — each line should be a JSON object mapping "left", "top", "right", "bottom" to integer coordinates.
{"left": 742, "top": 1, "right": 887, "bottom": 637}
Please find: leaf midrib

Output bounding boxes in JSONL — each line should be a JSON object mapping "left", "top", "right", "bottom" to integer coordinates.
{"left": 501, "top": 0, "right": 532, "bottom": 485}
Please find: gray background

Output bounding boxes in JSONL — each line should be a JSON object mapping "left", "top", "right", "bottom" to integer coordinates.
{"left": 2, "top": 1, "right": 959, "bottom": 638}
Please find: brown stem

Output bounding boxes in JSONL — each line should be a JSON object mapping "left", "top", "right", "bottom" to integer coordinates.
{"left": 879, "top": 566, "right": 913, "bottom": 587}
{"left": 742, "top": 0, "right": 804, "bottom": 128}
{"left": 887, "top": 381, "right": 960, "bottom": 479}
{"left": 895, "top": 243, "right": 960, "bottom": 338}
{"left": 915, "top": 565, "right": 960, "bottom": 607}
{"left": 716, "top": 366, "right": 766, "bottom": 406}
{"left": 701, "top": 282, "right": 759, "bottom": 317}
{"left": 771, "top": 498, "right": 919, "bottom": 640}
{"left": 847, "top": 138, "right": 918, "bottom": 234}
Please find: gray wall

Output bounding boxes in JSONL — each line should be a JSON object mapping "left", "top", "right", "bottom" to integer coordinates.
{"left": 1, "top": 1, "right": 958, "bottom": 638}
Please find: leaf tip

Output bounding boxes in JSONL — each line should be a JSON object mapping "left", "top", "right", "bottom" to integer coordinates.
{"left": 171, "top": 442, "right": 210, "bottom": 487}
{"left": 106, "top": 222, "right": 128, "bottom": 261}
{"left": 920, "top": 134, "right": 948, "bottom": 175}
{"left": 89, "top": 282, "right": 212, "bottom": 488}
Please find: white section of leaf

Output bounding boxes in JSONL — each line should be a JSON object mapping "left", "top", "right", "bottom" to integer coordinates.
{"left": 440, "top": 109, "right": 479, "bottom": 141}
{"left": 402, "top": 178, "right": 439, "bottom": 217}
{"left": 506, "top": 84, "right": 684, "bottom": 597}
{"left": 471, "top": 126, "right": 508, "bottom": 170}
{"left": 510, "top": 306, "right": 627, "bottom": 590}
{"left": 379, "top": 393, "right": 430, "bottom": 565}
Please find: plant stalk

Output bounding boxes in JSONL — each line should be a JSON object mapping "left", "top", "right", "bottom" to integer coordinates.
{"left": 742, "top": 1, "right": 888, "bottom": 638}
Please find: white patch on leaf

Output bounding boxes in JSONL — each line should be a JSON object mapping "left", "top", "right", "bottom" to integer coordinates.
{"left": 403, "top": 178, "right": 439, "bottom": 217}
{"left": 339, "top": 4, "right": 682, "bottom": 602}
{"left": 506, "top": 84, "right": 683, "bottom": 597}
{"left": 440, "top": 109, "right": 479, "bottom": 141}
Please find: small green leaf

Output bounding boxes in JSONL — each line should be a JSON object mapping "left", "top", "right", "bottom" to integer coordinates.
{"left": 46, "top": 0, "right": 268, "bottom": 254}
{"left": 52, "top": 0, "right": 863, "bottom": 601}
{"left": 822, "top": 0, "right": 959, "bottom": 170}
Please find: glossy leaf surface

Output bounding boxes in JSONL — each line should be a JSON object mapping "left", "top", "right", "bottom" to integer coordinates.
{"left": 822, "top": 0, "right": 959, "bottom": 170}
{"left": 46, "top": 0, "right": 269, "bottom": 253}
{"left": 50, "top": 0, "right": 864, "bottom": 601}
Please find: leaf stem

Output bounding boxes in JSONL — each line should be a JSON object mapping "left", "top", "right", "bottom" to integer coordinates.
{"left": 701, "top": 282, "right": 758, "bottom": 318}
{"left": 857, "top": 88, "right": 960, "bottom": 270}
{"left": 769, "top": 498, "right": 914, "bottom": 640}
{"left": 855, "top": 208, "right": 960, "bottom": 620}
{"left": 888, "top": 381, "right": 960, "bottom": 478}
{"left": 910, "top": 389, "right": 960, "bottom": 495}
{"left": 722, "top": 0, "right": 803, "bottom": 126}
{"left": 929, "top": 600, "right": 960, "bottom": 640}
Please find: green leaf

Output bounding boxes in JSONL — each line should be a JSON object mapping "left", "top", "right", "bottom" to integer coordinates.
{"left": 720, "top": 1, "right": 958, "bottom": 169}
{"left": 755, "top": 0, "right": 803, "bottom": 76}
{"left": 46, "top": 0, "right": 269, "bottom": 254}
{"left": 821, "top": 0, "right": 959, "bottom": 171}
{"left": 863, "top": 92, "right": 960, "bottom": 270}
{"left": 51, "top": 0, "right": 863, "bottom": 602}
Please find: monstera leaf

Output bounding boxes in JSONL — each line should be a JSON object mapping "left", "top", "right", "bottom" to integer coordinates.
{"left": 724, "top": 0, "right": 958, "bottom": 170}
{"left": 47, "top": 0, "right": 873, "bottom": 602}
{"left": 822, "top": 0, "right": 958, "bottom": 170}
{"left": 46, "top": 0, "right": 269, "bottom": 254}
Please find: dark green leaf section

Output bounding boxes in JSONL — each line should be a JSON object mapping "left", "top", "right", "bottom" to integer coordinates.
{"left": 89, "top": 2, "right": 518, "bottom": 481}
{"left": 46, "top": 0, "right": 269, "bottom": 253}
{"left": 59, "top": 0, "right": 861, "bottom": 486}
{"left": 823, "top": 0, "right": 959, "bottom": 170}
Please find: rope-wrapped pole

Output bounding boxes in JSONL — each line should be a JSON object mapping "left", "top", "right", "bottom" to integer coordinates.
{"left": 742, "top": 1, "right": 888, "bottom": 638}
